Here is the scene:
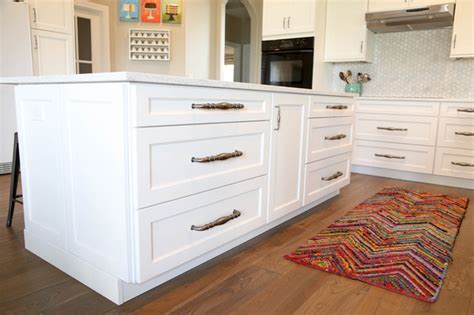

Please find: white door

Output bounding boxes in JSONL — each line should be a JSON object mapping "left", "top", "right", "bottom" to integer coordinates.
{"left": 29, "top": 0, "right": 74, "bottom": 34}
{"left": 287, "top": 0, "right": 315, "bottom": 35}
{"left": 31, "top": 29, "right": 75, "bottom": 75}
{"left": 450, "top": 0, "right": 474, "bottom": 58}
{"left": 262, "top": 0, "right": 286, "bottom": 38}
{"left": 325, "top": 0, "right": 373, "bottom": 62}
{"left": 268, "top": 94, "right": 308, "bottom": 222}
{"left": 368, "top": 0, "right": 407, "bottom": 12}
{"left": 74, "top": 2, "right": 110, "bottom": 73}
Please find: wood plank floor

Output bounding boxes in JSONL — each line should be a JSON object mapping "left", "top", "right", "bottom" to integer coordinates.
{"left": 0, "top": 173, "right": 472, "bottom": 314}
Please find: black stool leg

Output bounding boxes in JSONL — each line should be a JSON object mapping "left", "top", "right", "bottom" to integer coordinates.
{"left": 6, "top": 132, "right": 20, "bottom": 227}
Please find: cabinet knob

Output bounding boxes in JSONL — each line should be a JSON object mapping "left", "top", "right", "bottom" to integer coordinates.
{"left": 283, "top": 17, "right": 286, "bottom": 29}
{"left": 32, "top": 7, "right": 37, "bottom": 23}
{"left": 274, "top": 106, "right": 281, "bottom": 130}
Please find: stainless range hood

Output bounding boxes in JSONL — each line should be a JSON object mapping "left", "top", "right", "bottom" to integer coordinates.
{"left": 366, "top": 3, "right": 455, "bottom": 33}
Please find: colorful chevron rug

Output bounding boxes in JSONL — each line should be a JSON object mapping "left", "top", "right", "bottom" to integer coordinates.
{"left": 285, "top": 187, "right": 469, "bottom": 303}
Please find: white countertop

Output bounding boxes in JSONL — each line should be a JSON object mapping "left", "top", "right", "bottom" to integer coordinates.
{"left": 0, "top": 72, "right": 353, "bottom": 97}
{"left": 356, "top": 96, "right": 474, "bottom": 102}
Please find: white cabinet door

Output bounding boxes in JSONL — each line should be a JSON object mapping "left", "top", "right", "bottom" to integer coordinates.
{"left": 368, "top": 0, "right": 407, "bottom": 12}
{"left": 262, "top": 0, "right": 315, "bottom": 40}
{"left": 268, "top": 94, "right": 308, "bottom": 222}
{"left": 31, "top": 29, "right": 75, "bottom": 75}
{"left": 450, "top": 0, "right": 474, "bottom": 58}
{"left": 324, "top": 0, "right": 374, "bottom": 62}
{"left": 28, "top": 0, "right": 73, "bottom": 34}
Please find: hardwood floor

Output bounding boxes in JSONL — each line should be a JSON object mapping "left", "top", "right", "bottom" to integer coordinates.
{"left": 0, "top": 173, "right": 472, "bottom": 314}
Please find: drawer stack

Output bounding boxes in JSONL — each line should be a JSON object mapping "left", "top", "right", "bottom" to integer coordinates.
{"left": 304, "top": 96, "right": 353, "bottom": 204}
{"left": 353, "top": 99, "right": 439, "bottom": 174}
{"left": 130, "top": 83, "right": 272, "bottom": 282}
{"left": 434, "top": 101, "right": 474, "bottom": 179}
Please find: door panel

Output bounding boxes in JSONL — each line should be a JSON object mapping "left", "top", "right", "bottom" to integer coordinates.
{"left": 31, "top": 29, "right": 75, "bottom": 75}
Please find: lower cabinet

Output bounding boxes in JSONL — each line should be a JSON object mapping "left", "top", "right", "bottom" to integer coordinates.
{"left": 267, "top": 94, "right": 309, "bottom": 222}
{"left": 434, "top": 147, "right": 474, "bottom": 180}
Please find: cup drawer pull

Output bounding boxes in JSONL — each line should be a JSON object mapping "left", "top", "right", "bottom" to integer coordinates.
{"left": 321, "top": 171, "right": 343, "bottom": 181}
{"left": 455, "top": 131, "right": 474, "bottom": 136}
{"left": 326, "top": 105, "right": 348, "bottom": 110}
{"left": 457, "top": 108, "right": 474, "bottom": 113}
{"left": 191, "top": 210, "right": 241, "bottom": 231}
{"left": 191, "top": 102, "right": 245, "bottom": 110}
{"left": 191, "top": 150, "right": 243, "bottom": 163}
{"left": 377, "top": 127, "right": 408, "bottom": 131}
{"left": 375, "top": 153, "right": 405, "bottom": 159}
{"left": 451, "top": 161, "right": 474, "bottom": 167}
{"left": 325, "top": 134, "right": 347, "bottom": 141}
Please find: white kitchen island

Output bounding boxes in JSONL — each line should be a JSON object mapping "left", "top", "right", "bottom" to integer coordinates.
{"left": 2, "top": 72, "right": 354, "bottom": 304}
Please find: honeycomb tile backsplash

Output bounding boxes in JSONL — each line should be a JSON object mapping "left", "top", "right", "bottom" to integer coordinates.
{"left": 331, "top": 29, "right": 474, "bottom": 98}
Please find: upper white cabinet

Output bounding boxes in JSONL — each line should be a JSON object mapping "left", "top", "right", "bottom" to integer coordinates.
{"left": 262, "top": 0, "right": 315, "bottom": 40}
{"left": 368, "top": 0, "right": 450, "bottom": 12}
{"left": 450, "top": 0, "right": 474, "bottom": 58}
{"left": 324, "top": 0, "right": 374, "bottom": 62}
{"left": 31, "top": 29, "right": 75, "bottom": 75}
{"left": 267, "top": 94, "right": 308, "bottom": 222}
{"left": 28, "top": 0, "right": 74, "bottom": 34}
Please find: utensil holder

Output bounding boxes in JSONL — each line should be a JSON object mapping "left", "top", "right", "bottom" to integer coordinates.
{"left": 345, "top": 83, "right": 362, "bottom": 95}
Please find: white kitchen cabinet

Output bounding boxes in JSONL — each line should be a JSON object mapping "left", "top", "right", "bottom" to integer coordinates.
{"left": 450, "top": 0, "right": 474, "bottom": 58}
{"left": 262, "top": 0, "right": 315, "bottom": 40}
{"left": 267, "top": 93, "right": 308, "bottom": 222}
{"left": 31, "top": 29, "right": 75, "bottom": 75}
{"left": 324, "top": 0, "right": 374, "bottom": 62}
{"left": 28, "top": 0, "right": 73, "bottom": 34}
{"left": 368, "top": 0, "right": 449, "bottom": 12}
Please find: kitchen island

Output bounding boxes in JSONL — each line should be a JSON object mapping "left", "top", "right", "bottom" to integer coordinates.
{"left": 2, "top": 72, "right": 354, "bottom": 304}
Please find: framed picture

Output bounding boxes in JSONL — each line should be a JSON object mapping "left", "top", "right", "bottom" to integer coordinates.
{"left": 120, "top": 0, "right": 139, "bottom": 22}
{"left": 141, "top": 0, "right": 160, "bottom": 23}
{"left": 162, "top": 0, "right": 182, "bottom": 24}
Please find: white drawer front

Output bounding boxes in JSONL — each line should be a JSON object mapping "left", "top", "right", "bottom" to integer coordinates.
{"left": 134, "top": 122, "right": 269, "bottom": 208}
{"left": 135, "top": 176, "right": 267, "bottom": 283}
{"left": 306, "top": 117, "right": 353, "bottom": 163}
{"left": 437, "top": 118, "right": 474, "bottom": 149}
{"left": 132, "top": 83, "right": 271, "bottom": 126}
{"left": 440, "top": 102, "right": 474, "bottom": 118}
{"left": 352, "top": 140, "right": 435, "bottom": 174}
{"left": 309, "top": 95, "right": 354, "bottom": 118}
{"left": 355, "top": 113, "right": 438, "bottom": 146}
{"left": 434, "top": 147, "right": 474, "bottom": 180}
{"left": 304, "top": 153, "right": 351, "bottom": 205}
{"left": 356, "top": 99, "right": 439, "bottom": 116}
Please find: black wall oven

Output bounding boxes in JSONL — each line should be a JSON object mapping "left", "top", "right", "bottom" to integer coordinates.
{"left": 261, "top": 37, "right": 314, "bottom": 89}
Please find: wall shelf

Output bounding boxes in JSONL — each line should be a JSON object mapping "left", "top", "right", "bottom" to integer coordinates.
{"left": 129, "top": 29, "right": 170, "bottom": 61}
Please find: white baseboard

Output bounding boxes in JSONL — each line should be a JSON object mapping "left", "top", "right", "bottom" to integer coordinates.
{"left": 24, "top": 190, "right": 339, "bottom": 305}
{"left": 352, "top": 165, "right": 474, "bottom": 189}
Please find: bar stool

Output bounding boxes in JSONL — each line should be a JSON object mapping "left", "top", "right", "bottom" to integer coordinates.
{"left": 6, "top": 132, "right": 22, "bottom": 227}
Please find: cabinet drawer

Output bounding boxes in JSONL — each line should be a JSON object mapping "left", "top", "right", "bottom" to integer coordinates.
{"left": 134, "top": 176, "right": 267, "bottom": 283}
{"left": 306, "top": 117, "right": 353, "bottom": 162}
{"left": 134, "top": 122, "right": 269, "bottom": 208}
{"left": 355, "top": 113, "right": 438, "bottom": 146}
{"left": 352, "top": 140, "right": 435, "bottom": 174}
{"left": 440, "top": 102, "right": 474, "bottom": 118}
{"left": 132, "top": 83, "right": 271, "bottom": 126}
{"left": 437, "top": 118, "right": 474, "bottom": 149}
{"left": 356, "top": 99, "right": 439, "bottom": 116}
{"left": 434, "top": 147, "right": 474, "bottom": 180}
{"left": 304, "top": 153, "right": 351, "bottom": 205}
{"left": 308, "top": 95, "right": 354, "bottom": 118}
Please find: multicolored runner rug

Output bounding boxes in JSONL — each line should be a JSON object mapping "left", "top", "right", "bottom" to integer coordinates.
{"left": 285, "top": 187, "right": 469, "bottom": 302}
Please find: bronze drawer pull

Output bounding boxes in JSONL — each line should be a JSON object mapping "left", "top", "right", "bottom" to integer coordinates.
{"left": 325, "top": 134, "right": 347, "bottom": 140}
{"left": 375, "top": 153, "right": 405, "bottom": 159}
{"left": 451, "top": 161, "right": 474, "bottom": 167}
{"left": 326, "top": 105, "right": 348, "bottom": 110}
{"left": 191, "top": 102, "right": 244, "bottom": 110}
{"left": 455, "top": 131, "right": 474, "bottom": 136}
{"left": 321, "top": 171, "right": 343, "bottom": 181}
{"left": 191, "top": 150, "right": 243, "bottom": 163}
{"left": 457, "top": 108, "right": 474, "bottom": 113}
{"left": 377, "top": 127, "right": 408, "bottom": 131}
{"left": 191, "top": 210, "right": 241, "bottom": 231}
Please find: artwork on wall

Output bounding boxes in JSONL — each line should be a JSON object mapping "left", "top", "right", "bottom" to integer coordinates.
{"left": 140, "top": 0, "right": 160, "bottom": 23}
{"left": 162, "top": 0, "right": 182, "bottom": 24}
{"left": 119, "top": 0, "right": 139, "bottom": 22}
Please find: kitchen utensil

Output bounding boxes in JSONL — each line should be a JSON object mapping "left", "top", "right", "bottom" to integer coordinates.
{"left": 357, "top": 72, "right": 363, "bottom": 83}
{"left": 362, "top": 73, "right": 371, "bottom": 82}
{"left": 346, "top": 70, "right": 353, "bottom": 83}
{"left": 339, "top": 72, "right": 348, "bottom": 83}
